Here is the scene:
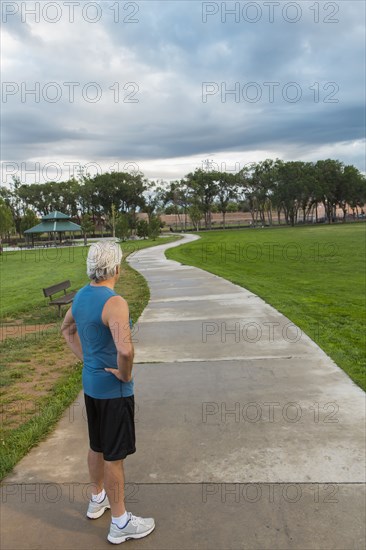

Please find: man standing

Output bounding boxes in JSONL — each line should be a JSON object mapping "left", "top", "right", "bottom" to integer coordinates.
{"left": 61, "top": 240, "right": 155, "bottom": 544}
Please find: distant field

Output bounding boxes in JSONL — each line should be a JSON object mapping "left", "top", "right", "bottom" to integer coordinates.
{"left": 166, "top": 224, "right": 366, "bottom": 391}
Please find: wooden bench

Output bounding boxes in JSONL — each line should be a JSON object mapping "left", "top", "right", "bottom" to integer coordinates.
{"left": 42, "top": 280, "right": 77, "bottom": 317}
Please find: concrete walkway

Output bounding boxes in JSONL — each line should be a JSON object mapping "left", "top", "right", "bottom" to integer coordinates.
{"left": 1, "top": 234, "right": 365, "bottom": 549}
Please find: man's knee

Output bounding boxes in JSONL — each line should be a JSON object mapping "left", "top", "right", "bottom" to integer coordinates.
{"left": 104, "top": 458, "right": 123, "bottom": 467}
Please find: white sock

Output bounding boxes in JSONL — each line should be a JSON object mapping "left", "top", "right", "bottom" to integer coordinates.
{"left": 91, "top": 488, "right": 106, "bottom": 503}
{"left": 112, "top": 511, "right": 129, "bottom": 529}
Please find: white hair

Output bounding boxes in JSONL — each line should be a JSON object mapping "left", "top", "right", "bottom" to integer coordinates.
{"left": 86, "top": 241, "right": 123, "bottom": 283}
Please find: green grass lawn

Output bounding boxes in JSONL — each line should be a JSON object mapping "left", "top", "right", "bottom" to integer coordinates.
{"left": 0, "top": 237, "right": 179, "bottom": 323}
{"left": 166, "top": 224, "right": 366, "bottom": 391}
{"left": 0, "top": 236, "right": 179, "bottom": 479}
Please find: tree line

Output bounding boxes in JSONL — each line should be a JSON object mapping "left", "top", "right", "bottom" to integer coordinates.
{"left": 1, "top": 158, "right": 365, "bottom": 244}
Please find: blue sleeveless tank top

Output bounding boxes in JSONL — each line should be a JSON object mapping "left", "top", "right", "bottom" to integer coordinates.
{"left": 72, "top": 284, "right": 134, "bottom": 399}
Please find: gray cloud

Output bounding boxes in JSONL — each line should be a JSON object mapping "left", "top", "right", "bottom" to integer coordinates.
{"left": 2, "top": 0, "right": 365, "bottom": 178}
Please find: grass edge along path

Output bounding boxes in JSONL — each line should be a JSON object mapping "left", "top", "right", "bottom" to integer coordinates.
{"left": 0, "top": 348, "right": 82, "bottom": 480}
{"left": 0, "top": 237, "right": 180, "bottom": 480}
{"left": 166, "top": 225, "right": 366, "bottom": 392}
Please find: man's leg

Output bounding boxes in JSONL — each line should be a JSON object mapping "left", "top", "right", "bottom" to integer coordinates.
{"left": 104, "top": 459, "right": 126, "bottom": 517}
{"left": 87, "top": 449, "right": 104, "bottom": 494}
{"left": 86, "top": 449, "right": 111, "bottom": 519}
{"left": 105, "top": 458, "right": 155, "bottom": 544}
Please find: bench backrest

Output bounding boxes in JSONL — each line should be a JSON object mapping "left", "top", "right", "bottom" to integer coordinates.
{"left": 43, "top": 280, "right": 71, "bottom": 298}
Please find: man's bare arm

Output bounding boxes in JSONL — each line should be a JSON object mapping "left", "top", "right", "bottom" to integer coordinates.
{"left": 102, "top": 295, "right": 134, "bottom": 383}
{"left": 61, "top": 307, "right": 83, "bottom": 361}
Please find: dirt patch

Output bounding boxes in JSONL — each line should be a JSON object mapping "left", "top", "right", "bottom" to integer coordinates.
{"left": 0, "top": 337, "right": 78, "bottom": 431}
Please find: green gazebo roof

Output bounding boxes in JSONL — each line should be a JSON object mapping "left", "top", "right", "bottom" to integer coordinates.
{"left": 24, "top": 211, "right": 81, "bottom": 234}
{"left": 42, "top": 211, "right": 70, "bottom": 220}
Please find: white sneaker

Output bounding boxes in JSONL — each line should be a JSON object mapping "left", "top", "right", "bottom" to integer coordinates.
{"left": 86, "top": 494, "right": 110, "bottom": 519}
{"left": 107, "top": 512, "right": 155, "bottom": 544}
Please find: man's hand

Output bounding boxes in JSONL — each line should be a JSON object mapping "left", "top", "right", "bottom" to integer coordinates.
{"left": 104, "top": 367, "right": 132, "bottom": 382}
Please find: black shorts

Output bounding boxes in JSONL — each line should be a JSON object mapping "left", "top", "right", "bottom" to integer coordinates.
{"left": 84, "top": 393, "right": 136, "bottom": 461}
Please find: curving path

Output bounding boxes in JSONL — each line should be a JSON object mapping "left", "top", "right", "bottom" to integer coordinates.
{"left": 1, "top": 234, "right": 365, "bottom": 549}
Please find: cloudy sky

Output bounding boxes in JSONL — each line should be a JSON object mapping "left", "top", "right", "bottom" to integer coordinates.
{"left": 1, "top": 0, "right": 365, "bottom": 184}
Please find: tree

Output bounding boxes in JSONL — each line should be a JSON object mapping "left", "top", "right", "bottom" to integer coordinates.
{"left": 0, "top": 199, "right": 14, "bottom": 250}
{"left": 20, "top": 209, "right": 38, "bottom": 234}
{"left": 17, "top": 181, "right": 62, "bottom": 216}
{"left": 162, "top": 180, "right": 187, "bottom": 230}
{"left": 270, "top": 161, "right": 316, "bottom": 225}
{"left": 115, "top": 213, "right": 131, "bottom": 241}
{"left": 315, "top": 160, "right": 344, "bottom": 223}
{"left": 237, "top": 163, "right": 259, "bottom": 225}
{"left": 136, "top": 219, "right": 149, "bottom": 239}
{"left": 188, "top": 204, "right": 202, "bottom": 231}
{"left": 297, "top": 163, "right": 317, "bottom": 223}
{"left": 338, "top": 165, "right": 366, "bottom": 222}
{"left": 227, "top": 201, "right": 240, "bottom": 212}
{"left": 9, "top": 177, "right": 24, "bottom": 235}
{"left": 214, "top": 172, "right": 238, "bottom": 229}
{"left": 92, "top": 171, "right": 146, "bottom": 215}
{"left": 251, "top": 159, "right": 279, "bottom": 226}
{"left": 58, "top": 178, "right": 80, "bottom": 218}
{"left": 80, "top": 213, "right": 95, "bottom": 245}
{"left": 111, "top": 203, "right": 117, "bottom": 238}
{"left": 78, "top": 176, "right": 100, "bottom": 221}
{"left": 185, "top": 169, "right": 219, "bottom": 230}
{"left": 148, "top": 215, "right": 161, "bottom": 240}
{"left": 143, "top": 181, "right": 165, "bottom": 222}
{"left": 275, "top": 161, "right": 309, "bottom": 226}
